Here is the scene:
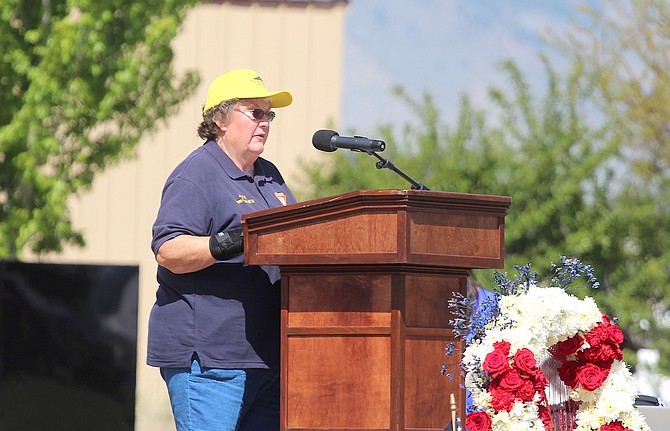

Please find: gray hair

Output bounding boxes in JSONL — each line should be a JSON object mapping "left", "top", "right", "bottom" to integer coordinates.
{"left": 197, "top": 98, "right": 239, "bottom": 141}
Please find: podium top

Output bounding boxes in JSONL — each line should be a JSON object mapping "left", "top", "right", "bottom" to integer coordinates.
{"left": 242, "top": 189, "right": 511, "bottom": 269}
{"left": 243, "top": 189, "right": 511, "bottom": 223}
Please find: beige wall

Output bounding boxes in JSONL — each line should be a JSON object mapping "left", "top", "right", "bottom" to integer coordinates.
{"left": 39, "top": 1, "right": 347, "bottom": 430}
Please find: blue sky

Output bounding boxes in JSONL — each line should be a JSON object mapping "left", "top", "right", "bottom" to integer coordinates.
{"left": 340, "top": 0, "right": 590, "bottom": 135}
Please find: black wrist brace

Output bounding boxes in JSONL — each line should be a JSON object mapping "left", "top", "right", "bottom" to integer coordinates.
{"left": 209, "top": 227, "right": 244, "bottom": 260}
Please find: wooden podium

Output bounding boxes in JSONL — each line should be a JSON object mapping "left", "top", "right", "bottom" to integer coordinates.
{"left": 242, "top": 189, "right": 511, "bottom": 431}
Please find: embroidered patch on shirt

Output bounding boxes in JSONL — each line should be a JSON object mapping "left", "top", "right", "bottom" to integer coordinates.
{"left": 275, "top": 192, "right": 287, "bottom": 206}
{"left": 236, "top": 194, "right": 255, "bottom": 204}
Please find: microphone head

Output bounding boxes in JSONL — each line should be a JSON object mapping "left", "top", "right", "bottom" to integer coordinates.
{"left": 312, "top": 129, "right": 339, "bottom": 152}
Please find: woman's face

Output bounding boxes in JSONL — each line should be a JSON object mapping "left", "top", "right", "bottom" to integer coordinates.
{"left": 218, "top": 98, "right": 273, "bottom": 166}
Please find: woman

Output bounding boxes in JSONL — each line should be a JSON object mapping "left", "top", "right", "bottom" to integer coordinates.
{"left": 147, "top": 69, "right": 296, "bottom": 431}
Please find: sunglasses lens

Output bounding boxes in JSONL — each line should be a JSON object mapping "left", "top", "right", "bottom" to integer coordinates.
{"left": 249, "top": 108, "right": 275, "bottom": 122}
{"left": 250, "top": 109, "right": 263, "bottom": 120}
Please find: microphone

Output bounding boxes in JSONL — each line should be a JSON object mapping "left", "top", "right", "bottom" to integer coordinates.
{"left": 312, "top": 129, "right": 386, "bottom": 152}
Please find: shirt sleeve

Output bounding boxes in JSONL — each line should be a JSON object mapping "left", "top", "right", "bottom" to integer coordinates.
{"left": 151, "top": 176, "right": 213, "bottom": 255}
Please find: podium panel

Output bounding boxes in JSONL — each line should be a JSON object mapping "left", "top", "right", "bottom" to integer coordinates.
{"left": 242, "top": 190, "right": 511, "bottom": 431}
{"left": 279, "top": 268, "right": 461, "bottom": 430}
{"left": 286, "top": 335, "right": 391, "bottom": 428}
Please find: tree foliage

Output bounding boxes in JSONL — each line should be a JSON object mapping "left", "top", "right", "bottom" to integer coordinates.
{"left": 548, "top": 0, "right": 670, "bottom": 373}
{"left": 0, "top": 0, "right": 200, "bottom": 257}
{"left": 299, "top": 57, "right": 618, "bottom": 276}
{"left": 551, "top": 0, "right": 670, "bottom": 180}
{"left": 297, "top": 52, "right": 670, "bottom": 372}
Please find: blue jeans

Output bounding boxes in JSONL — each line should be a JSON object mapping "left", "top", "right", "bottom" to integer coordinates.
{"left": 161, "top": 357, "right": 280, "bottom": 431}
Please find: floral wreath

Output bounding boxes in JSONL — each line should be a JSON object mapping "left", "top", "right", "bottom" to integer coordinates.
{"left": 447, "top": 257, "right": 650, "bottom": 431}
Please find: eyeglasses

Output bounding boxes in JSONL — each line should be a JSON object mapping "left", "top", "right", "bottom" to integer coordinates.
{"left": 235, "top": 108, "right": 276, "bottom": 123}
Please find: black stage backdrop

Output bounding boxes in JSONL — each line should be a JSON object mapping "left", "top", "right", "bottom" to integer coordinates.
{"left": 0, "top": 261, "right": 138, "bottom": 431}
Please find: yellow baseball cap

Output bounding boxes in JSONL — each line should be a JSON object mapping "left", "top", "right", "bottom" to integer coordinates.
{"left": 202, "top": 69, "right": 293, "bottom": 116}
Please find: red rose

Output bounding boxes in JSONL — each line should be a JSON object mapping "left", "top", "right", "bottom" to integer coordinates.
{"left": 577, "top": 344, "right": 611, "bottom": 363}
{"left": 577, "top": 363, "right": 609, "bottom": 391}
{"left": 513, "top": 348, "right": 537, "bottom": 375}
{"left": 586, "top": 322, "right": 608, "bottom": 347}
{"left": 606, "top": 324, "right": 625, "bottom": 345}
{"left": 538, "top": 404, "right": 553, "bottom": 429}
{"left": 552, "top": 334, "right": 584, "bottom": 358}
{"left": 483, "top": 349, "right": 509, "bottom": 377}
{"left": 600, "top": 420, "right": 627, "bottom": 431}
{"left": 580, "top": 344, "right": 619, "bottom": 365}
{"left": 558, "top": 360, "right": 580, "bottom": 388}
{"left": 612, "top": 344, "right": 623, "bottom": 361}
{"left": 493, "top": 340, "right": 511, "bottom": 355}
{"left": 466, "top": 411, "right": 492, "bottom": 431}
{"left": 499, "top": 369, "right": 524, "bottom": 391}
{"left": 531, "top": 369, "right": 549, "bottom": 390}
{"left": 489, "top": 385, "right": 516, "bottom": 412}
{"left": 516, "top": 379, "right": 536, "bottom": 402}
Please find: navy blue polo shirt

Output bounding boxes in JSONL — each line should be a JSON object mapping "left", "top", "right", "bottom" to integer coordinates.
{"left": 147, "top": 140, "right": 296, "bottom": 369}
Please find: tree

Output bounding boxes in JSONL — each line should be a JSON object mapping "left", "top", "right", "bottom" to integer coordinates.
{"left": 297, "top": 86, "right": 511, "bottom": 201}
{"left": 299, "top": 58, "right": 618, "bottom": 274}
{"left": 298, "top": 57, "right": 670, "bottom": 369}
{"left": 0, "top": 0, "right": 200, "bottom": 257}
{"left": 549, "top": 0, "right": 670, "bottom": 373}
{"left": 550, "top": 0, "right": 670, "bottom": 179}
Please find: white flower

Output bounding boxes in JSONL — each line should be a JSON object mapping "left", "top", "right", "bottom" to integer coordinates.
{"left": 490, "top": 404, "right": 545, "bottom": 431}
{"left": 621, "top": 409, "right": 651, "bottom": 431}
{"left": 462, "top": 278, "right": 649, "bottom": 431}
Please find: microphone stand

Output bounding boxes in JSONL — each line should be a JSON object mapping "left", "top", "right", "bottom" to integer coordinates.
{"left": 361, "top": 150, "right": 430, "bottom": 190}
